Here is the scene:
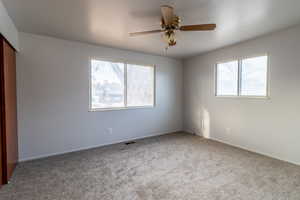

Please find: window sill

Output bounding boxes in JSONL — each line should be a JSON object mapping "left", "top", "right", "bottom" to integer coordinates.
{"left": 215, "top": 95, "right": 270, "bottom": 100}
{"left": 89, "top": 105, "right": 155, "bottom": 112}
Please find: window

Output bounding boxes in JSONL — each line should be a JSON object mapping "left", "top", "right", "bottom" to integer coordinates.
{"left": 240, "top": 56, "right": 268, "bottom": 96}
{"left": 91, "top": 60, "right": 125, "bottom": 109}
{"left": 216, "top": 55, "right": 268, "bottom": 97}
{"left": 216, "top": 61, "right": 239, "bottom": 96}
{"left": 90, "top": 59, "right": 155, "bottom": 110}
{"left": 127, "top": 64, "right": 155, "bottom": 107}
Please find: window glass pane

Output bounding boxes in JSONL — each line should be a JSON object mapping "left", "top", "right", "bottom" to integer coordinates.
{"left": 127, "top": 64, "right": 154, "bottom": 107}
{"left": 216, "top": 61, "right": 239, "bottom": 96}
{"left": 241, "top": 56, "right": 268, "bottom": 96}
{"left": 91, "top": 60, "right": 125, "bottom": 109}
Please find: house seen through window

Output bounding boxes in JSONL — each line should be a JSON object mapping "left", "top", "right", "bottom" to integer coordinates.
{"left": 90, "top": 59, "right": 155, "bottom": 110}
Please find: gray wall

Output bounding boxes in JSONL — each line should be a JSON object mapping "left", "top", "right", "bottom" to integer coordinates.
{"left": 17, "top": 25, "right": 300, "bottom": 165}
{"left": 183, "top": 25, "right": 300, "bottom": 165}
{"left": 17, "top": 32, "right": 183, "bottom": 161}
{"left": 0, "top": 0, "right": 19, "bottom": 50}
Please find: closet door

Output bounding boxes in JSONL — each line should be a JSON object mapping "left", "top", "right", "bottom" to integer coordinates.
{"left": 0, "top": 118, "right": 2, "bottom": 185}
{"left": 0, "top": 36, "right": 18, "bottom": 184}
{"left": 0, "top": 36, "right": 4, "bottom": 186}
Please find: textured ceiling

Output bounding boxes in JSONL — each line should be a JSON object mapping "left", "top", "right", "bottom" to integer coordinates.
{"left": 3, "top": 0, "right": 300, "bottom": 58}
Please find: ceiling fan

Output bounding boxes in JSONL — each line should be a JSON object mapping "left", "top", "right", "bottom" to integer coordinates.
{"left": 129, "top": 5, "right": 216, "bottom": 48}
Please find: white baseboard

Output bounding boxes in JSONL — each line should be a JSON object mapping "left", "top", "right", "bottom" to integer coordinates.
{"left": 19, "top": 129, "right": 184, "bottom": 162}
{"left": 209, "top": 136, "right": 300, "bottom": 166}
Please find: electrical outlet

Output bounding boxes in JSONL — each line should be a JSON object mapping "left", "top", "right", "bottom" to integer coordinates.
{"left": 226, "top": 128, "right": 231, "bottom": 134}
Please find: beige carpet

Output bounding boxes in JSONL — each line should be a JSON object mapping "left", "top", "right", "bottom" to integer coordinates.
{"left": 1, "top": 132, "right": 300, "bottom": 200}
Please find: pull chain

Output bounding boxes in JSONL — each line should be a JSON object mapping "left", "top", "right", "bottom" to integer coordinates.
{"left": 164, "top": 45, "right": 169, "bottom": 55}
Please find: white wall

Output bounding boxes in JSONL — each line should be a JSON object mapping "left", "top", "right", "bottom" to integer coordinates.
{"left": 183, "top": 24, "right": 300, "bottom": 165}
{"left": 0, "top": 0, "right": 18, "bottom": 50}
{"left": 17, "top": 32, "right": 183, "bottom": 161}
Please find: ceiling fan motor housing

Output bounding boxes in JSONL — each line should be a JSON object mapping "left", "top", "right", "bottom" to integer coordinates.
{"left": 161, "top": 16, "right": 180, "bottom": 46}
{"left": 161, "top": 15, "right": 181, "bottom": 31}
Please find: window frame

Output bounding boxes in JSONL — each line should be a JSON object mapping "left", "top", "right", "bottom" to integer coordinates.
{"left": 215, "top": 54, "right": 270, "bottom": 99}
{"left": 89, "top": 58, "right": 156, "bottom": 112}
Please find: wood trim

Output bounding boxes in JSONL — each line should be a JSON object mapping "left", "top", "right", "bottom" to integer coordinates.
{"left": 0, "top": 36, "right": 8, "bottom": 184}
{"left": 0, "top": 35, "right": 18, "bottom": 185}
{"left": 3, "top": 38, "right": 18, "bottom": 183}
{"left": 0, "top": 35, "right": 4, "bottom": 186}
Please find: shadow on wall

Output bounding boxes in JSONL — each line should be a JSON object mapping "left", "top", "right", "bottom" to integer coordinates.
{"left": 202, "top": 108, "right": 211, "bottom": 139}
{"left": 190, "top": 107, "right": 211, "bottom": 138}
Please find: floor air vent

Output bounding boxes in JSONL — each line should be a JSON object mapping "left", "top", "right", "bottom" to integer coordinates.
{"left": 125, "top": 141, "right": 136, "bottom": 145}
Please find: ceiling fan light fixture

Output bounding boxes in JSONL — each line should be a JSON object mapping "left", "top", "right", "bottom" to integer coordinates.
{"left": 129, "top": 5, "right": 216, "bottom": 48}
{"left": 164, "top": 30, "right": 176, "bottom": 46}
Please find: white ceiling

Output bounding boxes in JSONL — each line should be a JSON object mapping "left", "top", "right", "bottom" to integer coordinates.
{"left": 3, "top": 0, "right": 300, "bottom": 58}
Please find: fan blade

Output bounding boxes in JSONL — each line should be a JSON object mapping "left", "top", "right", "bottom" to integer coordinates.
{"left": 129, "top": 30, "right": 163, "bottom": 37}
{"left": 161, "top": 5, "right": 174, "bottom": 25}
{"left": 180, "top": 24, "right": 216, "bottom": 31}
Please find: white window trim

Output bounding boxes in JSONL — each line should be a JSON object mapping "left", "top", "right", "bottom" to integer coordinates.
{"left": 89, "top": 59, "right": 156, "bottom": 112}
{"left": 215, "top": 54, "right": 270, "bottom": 99}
